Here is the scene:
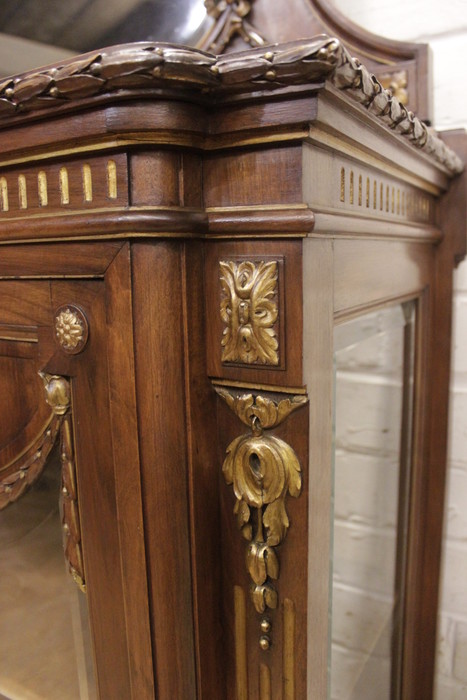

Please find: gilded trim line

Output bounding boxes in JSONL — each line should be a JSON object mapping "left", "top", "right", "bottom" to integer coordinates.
{"left": 0, "top": 177, "right": 8, "bottom": 211}
{"left": 38, "top": 171, "right": 48, "bottom": 207}
{"left": 60, "top": 167, "right": 70, "bottom": 204}
{"left": 18, "top": 174, "right": 27, "bottom": 209}
{"left": 260, "top": 664, "right": 272, "bottom": 700}
{"left": 283, "top": 598, "right": 295, "bottom": 700}
{"left": 82, "top": 164, "right": 92, "bottom": 202}
{"left": 107, "top": 159, "right": 117, "bottom": 199}
{"left": 234, "top": 585, "right": 249, "bottom": 700}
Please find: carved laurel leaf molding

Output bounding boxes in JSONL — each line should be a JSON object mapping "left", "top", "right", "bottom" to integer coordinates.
{"left": 216, "top": 387, "right": 307, "bottom": 614}
{"left": 0, "top": 38, "right": 461, "bottom": 174}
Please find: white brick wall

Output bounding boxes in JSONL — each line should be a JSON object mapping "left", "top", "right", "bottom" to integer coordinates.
{"left": 330, "top": 2, "right": 467, "bottom": 697}
{"left": 331, "top": 307, "right": 406, "bottom": 698}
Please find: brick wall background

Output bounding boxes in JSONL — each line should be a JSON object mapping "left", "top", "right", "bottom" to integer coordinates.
{"left": 332, "top": 306, "right": 410, "bottom": 698}
{"left": 330, "top": 2, "right": 467, "bottom": 697}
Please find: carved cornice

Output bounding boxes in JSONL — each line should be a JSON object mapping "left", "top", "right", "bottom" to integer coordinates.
{"left": 0, "top": 37, "right": 462, "bottom": 175}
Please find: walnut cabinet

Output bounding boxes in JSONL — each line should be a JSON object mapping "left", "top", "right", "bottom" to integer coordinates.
{"left": 0, "top": 29, "right": 465, "bottom": 700}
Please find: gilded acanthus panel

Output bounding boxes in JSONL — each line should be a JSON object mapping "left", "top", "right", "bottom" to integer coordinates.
{"left": 220, "top": 259, "right": 280, "bottom": 367}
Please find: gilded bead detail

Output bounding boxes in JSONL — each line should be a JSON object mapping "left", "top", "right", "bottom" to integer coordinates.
{"left": 260, "top": 618, "right": 271, "bottom": 633}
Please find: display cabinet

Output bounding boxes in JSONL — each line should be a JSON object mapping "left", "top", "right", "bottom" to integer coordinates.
{"left": 0, "top": 2, "right": 465, "bottom": 699}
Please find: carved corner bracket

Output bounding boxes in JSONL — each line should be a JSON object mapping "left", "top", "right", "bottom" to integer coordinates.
{"left": 216, "top": 387, "right": 307, "bottom": 619}
{"left": 40, "top": 371, "right": 86, "bottom": 593}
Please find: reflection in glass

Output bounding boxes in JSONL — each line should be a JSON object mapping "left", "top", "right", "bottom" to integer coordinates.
{"left": 0, "top": 450, "right": 96, "bottom": 700}
{"left": 330, "top": 303, "right": 415, "bottom": 700}
{"left": 90, "top": 0, "right": 213, "bottom": 51}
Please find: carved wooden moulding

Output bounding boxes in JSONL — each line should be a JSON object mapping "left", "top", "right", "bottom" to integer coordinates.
{"left": 220, "top": 259, "right": 280, "bottom": 367}
{"left": 0, "top": 37, "right": 462, "bottom": 175}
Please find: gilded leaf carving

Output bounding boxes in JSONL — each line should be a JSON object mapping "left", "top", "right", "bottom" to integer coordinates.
{"left": 217, "top": 388, "right": 306, "bottom": 613}
{"left": 251, "top": 583, "right": 278, "bottom": 614}
{"left": 220, "top": 260, "right": 279, "bottom": 366}
{"left": 216, "top": 387, "right": 306, "bottom": 428}
{"left": 263, "top": 499, "right": 290, "bottom": 547}
{"left": 247, "top": 542, "right": 279, "bottom": 585}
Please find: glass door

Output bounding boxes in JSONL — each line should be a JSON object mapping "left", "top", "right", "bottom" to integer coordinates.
{"left": 330, "top": 303, "right": 415, "bottom": 700}
{"left": 0, "top": 449, "right": 96, "bottom": 700}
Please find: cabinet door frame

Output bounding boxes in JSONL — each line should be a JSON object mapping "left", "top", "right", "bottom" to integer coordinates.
{"left": 304, "top": 233, "right": 453, "bottom": 699}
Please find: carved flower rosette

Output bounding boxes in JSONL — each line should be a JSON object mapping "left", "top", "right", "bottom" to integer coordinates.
{"left": 217, "top": 388, "right": 306, "bottom": 613}
{"left": 54, "top": 304, "right": 89, "bottom": 355}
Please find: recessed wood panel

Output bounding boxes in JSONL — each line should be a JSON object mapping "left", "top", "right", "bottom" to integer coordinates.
{"left": 333, "top": 239, "right": 434, "bottom": 319}
{"left": 204, "top": 146, "right": 303, "bottom": 208}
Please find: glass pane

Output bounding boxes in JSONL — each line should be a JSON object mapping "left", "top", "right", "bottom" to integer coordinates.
{"left": 0, "top": 450, "right": 96, "bottom": 700}
{"left": 330, "top": 303, "right": 415, "bottom": 700}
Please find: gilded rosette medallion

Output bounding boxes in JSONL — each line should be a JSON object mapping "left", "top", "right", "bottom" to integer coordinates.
{"left": 54, "top": 304, "right": 89, "bottom": 354}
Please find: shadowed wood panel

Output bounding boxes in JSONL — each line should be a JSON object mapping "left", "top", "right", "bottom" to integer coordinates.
{"left": 131, "top": 241, "right": 197, "bottom": 699}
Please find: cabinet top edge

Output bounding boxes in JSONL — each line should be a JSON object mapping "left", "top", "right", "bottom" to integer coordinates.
{"left": 0, "top": 35, "right": 463, "bottom": 177}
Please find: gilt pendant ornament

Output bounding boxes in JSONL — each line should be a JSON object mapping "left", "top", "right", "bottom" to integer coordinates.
{"left": 216, "top": 388, "right": 306, "bottom": 613}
